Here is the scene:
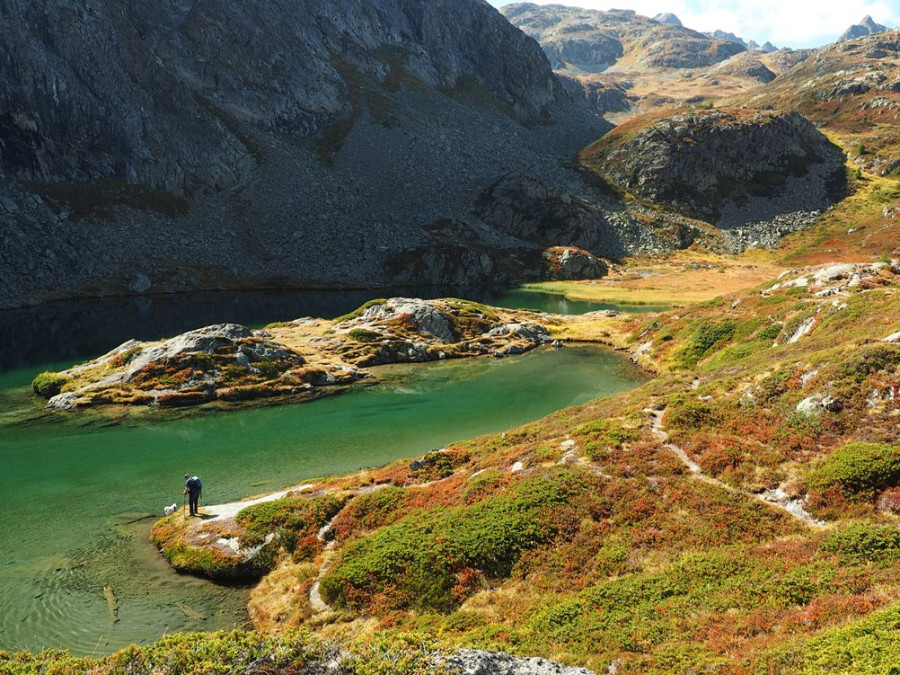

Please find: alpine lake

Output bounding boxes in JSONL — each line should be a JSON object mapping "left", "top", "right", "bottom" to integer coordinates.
{"left": 0, "top": 287, "right": 661, "bottom": 655}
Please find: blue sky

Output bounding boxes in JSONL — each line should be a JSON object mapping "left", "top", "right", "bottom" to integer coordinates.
{"left": 487, "top": 0, "right": 900, "bottom": 49}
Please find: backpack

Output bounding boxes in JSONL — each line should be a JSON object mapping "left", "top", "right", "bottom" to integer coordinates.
{"left": 188, "top": 476, "right": 202, "bottom": 491}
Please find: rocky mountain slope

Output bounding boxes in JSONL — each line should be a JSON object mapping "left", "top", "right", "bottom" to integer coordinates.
{"left": 501, "top": 3, "right": 805, "bottom": 119}
{"left": 737, "top": 30, "right": 900, "bottom": 176}
{"left": 0, "top": 0, "right": 628, "bottom": 309}
{"left": 502, "top": 4, "right": 745, "bottom": 73}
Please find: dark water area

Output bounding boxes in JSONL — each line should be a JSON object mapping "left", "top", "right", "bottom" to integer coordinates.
{"left": 0, "top": 287, "right": 455, "bottom": 372}
{"left": 0, "top": 286, "right": 665, "bottom": 373}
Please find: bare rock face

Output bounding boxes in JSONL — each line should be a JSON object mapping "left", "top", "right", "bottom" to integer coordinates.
{"left": 0, "top": 0, "right": 608, "bottom": 308}
{"left": 590, "top": 109, "right": 847, "bottom": 227}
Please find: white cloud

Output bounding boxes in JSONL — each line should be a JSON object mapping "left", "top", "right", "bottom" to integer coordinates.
{"left": 489, "top": 0, "right": 900, "bottom": 48}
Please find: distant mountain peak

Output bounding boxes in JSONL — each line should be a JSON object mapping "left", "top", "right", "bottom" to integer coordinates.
{"left": 653, "top": 12, "right": 682, "bottom": 27}
{"left": 860, "top": 15, "right": 878, "bottom": 29}
{"left": 839, "top": 15, "right": 888, "bottom": 42}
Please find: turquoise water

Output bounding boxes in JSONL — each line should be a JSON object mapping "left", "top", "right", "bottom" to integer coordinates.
{"left": 0, "top": 345, "right": 645, "bottom": 655}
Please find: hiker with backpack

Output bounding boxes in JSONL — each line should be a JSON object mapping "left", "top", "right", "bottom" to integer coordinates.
{"left": 183, "top": 474, "right": 202, "bottom": 516}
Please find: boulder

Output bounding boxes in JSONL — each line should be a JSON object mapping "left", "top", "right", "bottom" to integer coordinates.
{"left": 796, "top": 394, "right": 842, "bottom": 417}
{"left": 352, "top": 298, "right": 457, "bottom": 344}
{"left": 125, "top": 324, "right": 256, "bottom": 379}
{"left": 543, "top": 247, "right": 609, "bottom": 281}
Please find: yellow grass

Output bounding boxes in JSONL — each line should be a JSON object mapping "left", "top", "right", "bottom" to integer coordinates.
{"left": 526, "top": 250, "right": 783, "bottom": 307}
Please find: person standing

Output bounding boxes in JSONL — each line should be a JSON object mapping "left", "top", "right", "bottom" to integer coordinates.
{"left": 184, "top": 474, "right": 202, "bottom": 516}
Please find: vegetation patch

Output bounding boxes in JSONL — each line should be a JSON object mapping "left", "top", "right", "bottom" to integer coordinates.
{"left": 320, "top": 475, "right": 573, "bottom": 613}
{"left": 820, "top": 523, "right": 900, "bottom": 562}
{"left": 678, "top": 320, "right": 736, "bottom": 368}
{"left": 809, "top": 442, "right": 900, "bottom": 500}
{"left": 31, "top": 372, "right": 72, "bottom": 398}
{"left": 236, "top": 494, "right": 347, "bottom": 560}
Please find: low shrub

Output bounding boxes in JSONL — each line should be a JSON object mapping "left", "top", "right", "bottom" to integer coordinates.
{"left": 820, "top": 523, "right": 900, "bottom": 562}
{"left": 679, "top": 321, "right": 736, "bottom": 368}
{"left": 31, "top": 372, "right": 72, "bottom": 398}
{"left": 320, "top": 476, "right": 572, "bottom": 612}
{"left": 348, "top": 329, "right": 381, "bottom": 343}
{"left": 236, "top": 494, "right": 346, "bottom": 553}
{"left": 809, "top": 443, "right": 900, "bottom": 499}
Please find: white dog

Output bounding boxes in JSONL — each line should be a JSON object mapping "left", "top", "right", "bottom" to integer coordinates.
{"left": 163, "top": 502, "right": 178, "bottom": 516}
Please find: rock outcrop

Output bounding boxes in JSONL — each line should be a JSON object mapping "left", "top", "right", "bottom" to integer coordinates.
{"left": 584, "top": 109, "right": 847, "bottom": 227}
{"left": 0, "top": 0, "right": 610, "bottom": 309}
{"left": 653, "top": 13, "right": 683, "bottom": 27}
{"left": 445, "top": 650, "right": 595, "bottom": 675}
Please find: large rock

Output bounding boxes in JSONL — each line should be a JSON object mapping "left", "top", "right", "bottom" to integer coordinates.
{"left": 349, "top": 298, "right": 457, "bottom": 344}
{"left": 125, "top": 324, "right": 257, "bottom": 379}
{"left": 543, "top": 246, "right": 609, "bottom": 280}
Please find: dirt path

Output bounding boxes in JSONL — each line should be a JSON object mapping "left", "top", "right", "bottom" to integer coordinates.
{"left": 199, "top": 483, "right": 315, "bottom": 523}
{"left": 646, "top": 407, "right": 826, "bottom": 528}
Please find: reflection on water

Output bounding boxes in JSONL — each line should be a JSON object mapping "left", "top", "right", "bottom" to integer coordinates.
{"left": 0, "top": 286, "right": 665, "bottom": 373}
{"left": 0, "top": 287, "right": 462, "bottom": 372}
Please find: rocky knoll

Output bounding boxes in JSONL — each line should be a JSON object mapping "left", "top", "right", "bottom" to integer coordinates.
{"left": 0, "top": 0, "right": 609, "bottom": 308}
{"left": 581, "top": 109, "right": 847, "bottom": 228}
{"left": 33, "top": 298, "right": 557, "bottom": 410}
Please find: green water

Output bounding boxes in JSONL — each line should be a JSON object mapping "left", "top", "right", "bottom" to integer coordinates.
{"left": 481, "top": 288, "right": 668, "bottom": 315}
{"left": 0, "top": 346, "right": 645, "bottom": 655}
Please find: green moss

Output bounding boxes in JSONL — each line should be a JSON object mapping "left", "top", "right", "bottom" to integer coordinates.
{"left": 158, "top": 540, "right": 275, "bottom": 582}
{"left": 809, "top": 442, "right": 900, "bottom": 498}
{"left": 31, "top": 372, "right": 72, "bottom": 398}
{"left": 334, "top": 299, "right": 388, "bottom": 323}
{"left": 348, "top": 329, "right": 381, "bottom": 343}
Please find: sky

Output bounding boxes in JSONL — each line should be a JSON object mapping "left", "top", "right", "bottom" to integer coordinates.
{"left": 487, "top": 0, "right": 900, "bottom": 49}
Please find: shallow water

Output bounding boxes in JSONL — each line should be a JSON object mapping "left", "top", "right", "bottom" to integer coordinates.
{"left": 0, "top": 346, "right": 646, "bottom": 655}
{"left": 480, "top": 287, "right": 668, "bottom": 316}
{"left": 0, "top": 288, "right": 655, "bottom": 655}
